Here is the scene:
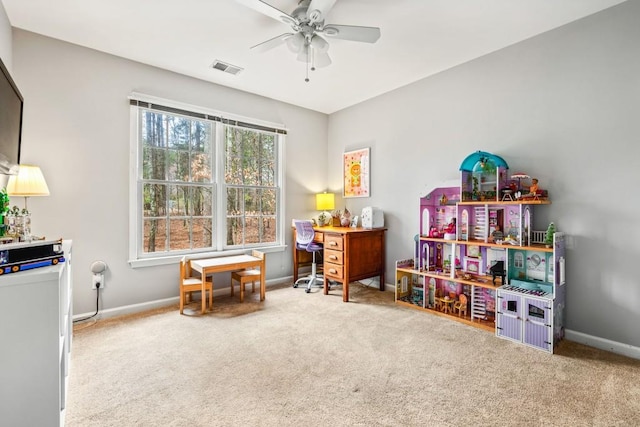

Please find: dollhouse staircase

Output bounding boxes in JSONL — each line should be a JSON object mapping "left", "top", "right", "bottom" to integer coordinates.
{"left": 472, "top": 286, "right": 487, "bottom": 320}
{"left": 473, "top": 207, "right": 486, "bottom": 240}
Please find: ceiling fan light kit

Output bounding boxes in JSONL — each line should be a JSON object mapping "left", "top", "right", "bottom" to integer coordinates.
{"left": 237, "top": 0, "right": 381, "bottom": 82}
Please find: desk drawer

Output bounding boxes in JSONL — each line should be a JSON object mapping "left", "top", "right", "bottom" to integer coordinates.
{"left": 313, "top": 232, "right": 323, "bottom": 242}
{"left": 324, "top": 249, "right": 343, "bottom": 265}
{"left": 324, "top": 234, "right": 343, "bottom": 250}
{"left": 324, "top": 263, "right": 343, "bottom": 280}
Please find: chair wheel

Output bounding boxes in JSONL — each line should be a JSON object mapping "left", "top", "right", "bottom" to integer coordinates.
{"left": 305, "top": 288, "right": 311, "bottom": 293}
{"left": 293, "top": 284, "right": 298, "bottom": 288}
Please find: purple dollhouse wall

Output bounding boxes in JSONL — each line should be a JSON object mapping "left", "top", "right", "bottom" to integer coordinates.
{"left": 419, "top": 181, "right": 460, "bottom": 235}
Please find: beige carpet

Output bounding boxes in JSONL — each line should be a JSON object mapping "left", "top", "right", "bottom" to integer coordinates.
{"left": 67, "top": 283, "right": 640, "bottom": 427}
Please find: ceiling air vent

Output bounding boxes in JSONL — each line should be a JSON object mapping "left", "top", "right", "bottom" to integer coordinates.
{"left": 211, "top": 60, "right": 243, "bottom": 75}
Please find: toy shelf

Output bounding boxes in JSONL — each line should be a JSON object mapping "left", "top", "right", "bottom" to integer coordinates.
{"left": 397, "top": 266, "right": 503, "bottom": 290}
{"left": 396, "top": 298, "right": 496, "bottom": 332}
{"left": 457, "top": 200, "right": 551, "bottom": 206}
{"left": 395, "top": 262, "right": 497, "bottom": 332}
{"left": 419, "top": 236, "right": 554, "bottom": 253}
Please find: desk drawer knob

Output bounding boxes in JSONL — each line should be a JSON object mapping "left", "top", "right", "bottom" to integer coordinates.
{"left": 329, "top": 268, "right": 337, "bottom": 274}
{"left": 329, "top": 255, "right": 338, "bottom": 260}
{"left": 329, "top": 241, "right": 338, "bottom": 246}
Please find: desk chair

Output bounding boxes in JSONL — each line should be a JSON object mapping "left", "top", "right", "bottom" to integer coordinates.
{"left": 293, "top": 220, "right": 324, "bottom": 293}
{"left": 179, "top": 256, "right": 213, "bottom": 314}
{"left": 231, "top": 250, "right": 264, "bottom": 302}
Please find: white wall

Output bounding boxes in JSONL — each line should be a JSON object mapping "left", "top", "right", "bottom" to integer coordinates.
{"left": 328, "top": 0, "right": 640, "bottom": 349}
{"left": 11, "top": 29, "right": 328, "bottom": 315}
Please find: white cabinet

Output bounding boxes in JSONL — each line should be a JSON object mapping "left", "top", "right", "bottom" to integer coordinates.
{"left": 0, "top": 243, "right": 72, "bottom": 427}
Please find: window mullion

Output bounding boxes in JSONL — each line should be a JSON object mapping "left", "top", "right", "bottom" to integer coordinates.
{"left": 214, "top": 122, "right": 226, "bottom": 251}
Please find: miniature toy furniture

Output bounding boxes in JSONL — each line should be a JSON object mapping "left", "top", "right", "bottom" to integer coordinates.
{"left": 394, "top": 150, "right": 567, "bottom": 353}
{"left": 454, "top": 294, "right": 468, "bottom": 317}
{"left": 293, "top": 220, "right": 324, "bottom": 293}
{"left": 231, "top": 250, "right": 264, "bottom": 302}
{"left": 439, "top": 296, "right": 455, "bottom": 314}
{"left": 434, "top": 288, "right": 443, "bottom": 310}
{"left": 489, "top": 260, "right": 506, "bottom": 285}
{"left": 180, "top": 256, "right": 213, "bottom": 314}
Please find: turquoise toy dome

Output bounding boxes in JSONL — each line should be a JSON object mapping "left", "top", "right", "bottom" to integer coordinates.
{"left": 459, "top": 150, "right": 509, "bottom": 172}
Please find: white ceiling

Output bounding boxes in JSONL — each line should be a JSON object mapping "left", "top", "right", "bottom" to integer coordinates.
{"left": 2, "top": 0, "right": 627, "bottom": 114}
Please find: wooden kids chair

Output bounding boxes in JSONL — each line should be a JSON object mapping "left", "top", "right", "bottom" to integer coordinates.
{"left": 179, "top": 256, "right": 213, "bottom": 314}
{"left": 231, "top": 250, "right": 264, "bottom": 302}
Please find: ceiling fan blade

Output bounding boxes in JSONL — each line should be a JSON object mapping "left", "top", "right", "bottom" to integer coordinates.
{"left": 250, "top": 33, "right": 293, "bottom": 53}
{"left": 235, "top": 0, "right": 298, "bottom": 26}
{"left": 322, "top": 24, "right": 381, "bottom": 43}
{"left": 307, "top": 0, "right": 337, "bottom": 24}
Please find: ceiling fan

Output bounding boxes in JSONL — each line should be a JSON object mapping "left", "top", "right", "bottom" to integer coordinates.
{"left": 236, "top": 0, "right": 381, "bottom": 82}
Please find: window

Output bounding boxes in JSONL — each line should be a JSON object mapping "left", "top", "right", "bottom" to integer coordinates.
{"left": 129, "top": 95, "right": 285, "bottom": 265}
{"left": 514, "top": 252, "right": 524, "bottom": 269}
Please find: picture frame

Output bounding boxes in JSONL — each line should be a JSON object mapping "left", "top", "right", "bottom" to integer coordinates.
{"left": 343, "top": 147, "right": 370, "bottom": 198}
{"left": 465, "top": 257, "right": 481, "bottom": 274}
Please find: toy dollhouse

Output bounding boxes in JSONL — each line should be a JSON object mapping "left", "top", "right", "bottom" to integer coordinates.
{"left": 396, "top": 150, "right": 567, "bottom": 353}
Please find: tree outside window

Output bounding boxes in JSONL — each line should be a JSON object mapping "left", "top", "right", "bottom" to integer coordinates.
{"left": 136, "top": 105, "right": 281, "bottom": 258}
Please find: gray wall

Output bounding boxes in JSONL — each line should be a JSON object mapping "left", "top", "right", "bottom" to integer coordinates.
{"left": 328, "top": 0, "right": 640, "bottom": 349}
{"left": 7, "top": 29, "right": 328, "bottom": 316}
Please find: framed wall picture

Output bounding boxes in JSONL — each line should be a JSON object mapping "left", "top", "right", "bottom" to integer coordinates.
{"left": 343, "top": 147, "right": 370, "bottom": 198}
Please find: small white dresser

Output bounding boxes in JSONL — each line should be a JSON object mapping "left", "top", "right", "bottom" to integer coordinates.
{"left": 0, "top": 241, "right": 72, "bottom": 426}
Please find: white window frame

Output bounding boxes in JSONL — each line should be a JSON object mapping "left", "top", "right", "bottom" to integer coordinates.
{"left": 128, "top": 93, "right": 286, "bottom": 268}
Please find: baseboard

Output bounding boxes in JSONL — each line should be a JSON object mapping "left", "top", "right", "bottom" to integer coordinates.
{"left": 565, "top": 329, "right": 640, "bottom": 360}
{"left": 73, "top": 276, "right": 293, "bottom": 321}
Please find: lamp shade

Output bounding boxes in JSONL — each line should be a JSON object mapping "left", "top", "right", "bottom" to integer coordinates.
{"left": 6, "top": 164, "right": 50, "bottom": 197}
{"left": 316, "top": 192, "right": 335, "bottom": 211}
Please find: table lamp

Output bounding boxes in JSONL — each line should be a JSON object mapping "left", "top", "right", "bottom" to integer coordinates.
{"left": 7, "top": 164, "right": 50, "bottom": 212}
{"left": 315, "top": 192, "right": 335, "bottom": 226}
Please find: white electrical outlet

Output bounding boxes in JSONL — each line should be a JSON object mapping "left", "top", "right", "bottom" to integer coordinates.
{"left": 92, "top": 274, "right": 104, "bottom": 290}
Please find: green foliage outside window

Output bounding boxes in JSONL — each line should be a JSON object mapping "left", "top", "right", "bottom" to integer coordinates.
{"left": 139, "top": 108, "right": 279, "bottom": 255}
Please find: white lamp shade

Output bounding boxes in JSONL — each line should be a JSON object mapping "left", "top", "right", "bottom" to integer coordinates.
{"left": 6, "top": 165, "right": 50, "bottom": 197}
{"left": 310, "top": 35, "right": 329, "bottom": 53}
{"left": 286, "top": 33, "right": 305, "bottom": 53}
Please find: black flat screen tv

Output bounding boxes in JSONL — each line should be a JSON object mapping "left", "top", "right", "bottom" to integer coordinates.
{"left": 0, "top": 56, "right": 22, "bottom": 175}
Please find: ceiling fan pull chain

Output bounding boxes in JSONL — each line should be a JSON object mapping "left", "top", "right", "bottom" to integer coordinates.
{"left": 305, "top": 43, "right": 310, "bottom": 82}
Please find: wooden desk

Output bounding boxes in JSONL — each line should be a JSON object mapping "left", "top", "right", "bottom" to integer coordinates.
{"left": 293, "top": 226, "right": 386, "bottom": 302}
{"left": 190, "top": 254, "right": 265, "bottom": 313}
